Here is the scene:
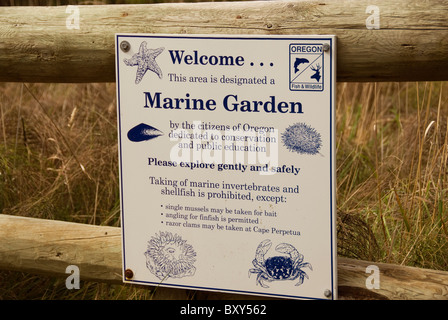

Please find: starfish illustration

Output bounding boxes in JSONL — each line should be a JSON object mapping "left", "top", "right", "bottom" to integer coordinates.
{"left": 124, "top": 41, "right": 164, "bottom": 84}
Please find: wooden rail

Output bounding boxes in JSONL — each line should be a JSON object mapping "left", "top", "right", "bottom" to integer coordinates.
{"left": 1, "top": 214, "right": 448, "bottom": 300}
{"left": 0, "top": 0, "right": 447, "bottom": 83}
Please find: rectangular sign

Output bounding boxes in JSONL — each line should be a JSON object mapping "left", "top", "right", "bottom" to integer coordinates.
{"left": 115, "top": 34, "right": 337, "bottom": 300}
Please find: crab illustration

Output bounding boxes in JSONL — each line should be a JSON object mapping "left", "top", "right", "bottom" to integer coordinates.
{"left": 249, "top": 239, "right": 312, "bottom": 288}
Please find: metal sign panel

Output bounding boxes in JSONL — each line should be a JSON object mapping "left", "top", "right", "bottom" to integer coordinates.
{"left": 115, "top": 34, "right": 337, "bottom": 300}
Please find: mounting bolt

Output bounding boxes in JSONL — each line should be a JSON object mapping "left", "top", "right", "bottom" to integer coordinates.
{"left": 324, "top": 289, "right": 332, "bottom": 298}
{"left": 124, "top": 268, "right": 134, "bottom": 279}
{"left": 323, "top": 43, "right": 330, "bottom": 52}
{"left": 120, "top": 41, "right": 131, "bottom": 53}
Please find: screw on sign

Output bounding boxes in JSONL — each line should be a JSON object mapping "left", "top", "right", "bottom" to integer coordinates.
{"left": 125, "top": 269, "right": 134, "bottom": 279}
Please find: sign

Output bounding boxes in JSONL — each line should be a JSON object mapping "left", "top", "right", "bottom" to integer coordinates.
{"left": 115, "top": 34, "right": 337, "bottom": 300}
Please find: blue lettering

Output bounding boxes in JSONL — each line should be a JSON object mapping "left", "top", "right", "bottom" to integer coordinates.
{"left": 144, "top": 92, "right": 216, "bottom": 111}
{"left": 223, "top": 94, "right": 303, "bottom": 113}
{"left": 169, "top": 50, "right": 185, "bottom": 64}
{"left": 168, "top": 50, "right": 244, "bottom": 66}
{"left": 144, "top": 91, "right": 161, "bottom": 108}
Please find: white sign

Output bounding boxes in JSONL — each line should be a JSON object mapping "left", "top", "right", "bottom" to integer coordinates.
{"left": 115, "top": 34, "right": 337, "bottom": 300}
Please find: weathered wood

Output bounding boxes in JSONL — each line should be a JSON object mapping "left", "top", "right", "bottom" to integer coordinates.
{"left": 0, "top": 214, "right": 122, "bottom": 283}
{"left": 1, "top": 214, "right": 448, "bottom": 300}
{"left": 0, "top": 0, "right": 447, "bottom": 83}
{"left": 337, "top": 257, "right": 448, "bottom": 300}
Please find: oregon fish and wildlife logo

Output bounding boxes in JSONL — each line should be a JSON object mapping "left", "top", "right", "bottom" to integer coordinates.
{"left": 289, "top": 43, "right": 324, "bottom": 92}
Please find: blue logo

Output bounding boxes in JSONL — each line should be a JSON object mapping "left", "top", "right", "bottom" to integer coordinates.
{"left": 289, "top": 44, "right": 324, "bottom": 92}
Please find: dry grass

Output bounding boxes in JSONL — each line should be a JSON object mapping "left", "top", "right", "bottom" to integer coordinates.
{"left": 0, "top": 82, "right": 132, "bottom": 299}
{"left": 0, "top": 83, "right": 119, "bottom": 225}
{"left": 336, "top": 82, "right": 448, "bottom": 270}
{"left": 1, "top": 81, "right": 448, "bottom": 299}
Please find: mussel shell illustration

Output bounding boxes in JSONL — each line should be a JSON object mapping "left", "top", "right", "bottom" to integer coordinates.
{"left": 127, "top": 123, "right": 163, "bottom": 142}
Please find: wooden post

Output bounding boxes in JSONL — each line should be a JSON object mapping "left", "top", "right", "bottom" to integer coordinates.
{"left": 0, "top": 0, "right": 447, "bottom": 83}
{"left": 1, "top": 214, "right": 448, "bottom": 300}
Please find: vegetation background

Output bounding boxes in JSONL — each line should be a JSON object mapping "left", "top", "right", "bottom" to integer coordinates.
{"left": 1, "top": 0, "right": 447, "bottom": 300}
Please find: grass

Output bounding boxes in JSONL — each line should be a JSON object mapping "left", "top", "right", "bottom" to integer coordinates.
{"left": 1, "top": 80, "right": 448, "bottom": 299}
{"left": 336, "top": 82, "right": 448, "bottom": 270}
{"left": 0, "top": 83, "right": 120, "bottom": 225}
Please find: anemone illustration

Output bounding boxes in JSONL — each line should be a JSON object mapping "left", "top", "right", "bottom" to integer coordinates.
{"left": 282, "top": 122, "right": 322, "bottom": 155}
{"left": 144, "top": 231, "right": 197, "bottom": 280}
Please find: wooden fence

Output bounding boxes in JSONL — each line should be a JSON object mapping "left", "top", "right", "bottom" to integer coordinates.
{"left": 1, "top": 0, "right": 447, "bottom": 83}
{"left": 2, "top": 213, "right": 448, "bottom": 300}
{"left": 1, "top": 0, "right": 448, "bottom": 300}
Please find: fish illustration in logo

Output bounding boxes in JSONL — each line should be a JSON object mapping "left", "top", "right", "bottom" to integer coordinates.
{"left": 293, "top": 58, "right": 309, "bottom": 73}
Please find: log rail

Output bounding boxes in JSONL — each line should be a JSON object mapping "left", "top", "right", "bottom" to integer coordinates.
{"left": 0, "top": 0, "right": 447, "bottom": 82}
{"left": 1, "top": 214, "right": 448, "bottom": 300}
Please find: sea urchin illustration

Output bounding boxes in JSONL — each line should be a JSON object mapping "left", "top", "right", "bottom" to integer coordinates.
{"left": 282, "top": 122, "right": 322, "bottom": 155}
{"left": 144, "top": 231, "right": 197, "bottom": 280}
